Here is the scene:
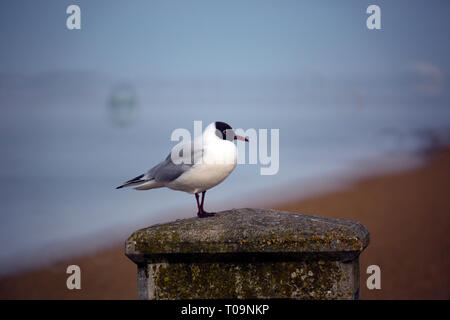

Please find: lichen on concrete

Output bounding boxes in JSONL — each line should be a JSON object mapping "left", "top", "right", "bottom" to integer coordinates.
{"left": 126, "top": 208, "right": 369, "bottom": 260}
{"left": 146, "top": 260, "right": 358, "bottom": 299}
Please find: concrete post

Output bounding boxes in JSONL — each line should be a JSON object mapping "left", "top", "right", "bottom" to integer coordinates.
{"left": 126, "top": 208, "right": 370, "bottom": 300}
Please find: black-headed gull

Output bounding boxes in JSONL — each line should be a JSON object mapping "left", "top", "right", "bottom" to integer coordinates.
{"left": 116, "top": 121, "right": 248, "bottom": 218}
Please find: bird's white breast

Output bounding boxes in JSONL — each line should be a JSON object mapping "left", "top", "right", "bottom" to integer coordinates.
{"left": 168, "top": 140, "right": 237, "bottom": 194}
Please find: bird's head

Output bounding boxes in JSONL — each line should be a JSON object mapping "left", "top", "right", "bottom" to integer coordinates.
{"left": 213, "top": 121, "right": 248, "bottom": 142}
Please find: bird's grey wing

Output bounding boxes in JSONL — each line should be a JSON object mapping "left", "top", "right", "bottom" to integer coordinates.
{"left": 146, "top": 143, "right": 203, "bottom": 183}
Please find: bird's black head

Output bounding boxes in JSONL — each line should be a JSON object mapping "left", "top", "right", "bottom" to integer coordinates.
{"left": 214, "top": 121, "right": 234, "bottom": 141}
{"left": 214, "top": 121, "right": 249, "bottom": 142}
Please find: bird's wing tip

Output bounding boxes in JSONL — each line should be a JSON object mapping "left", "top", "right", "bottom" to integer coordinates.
{"left": 116, "top": 173, "right": 146, "bottom": 190}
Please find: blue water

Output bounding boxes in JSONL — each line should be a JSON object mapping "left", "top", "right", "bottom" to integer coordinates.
{"left": 0, "top": 73, "right": 449, "bottom": 274}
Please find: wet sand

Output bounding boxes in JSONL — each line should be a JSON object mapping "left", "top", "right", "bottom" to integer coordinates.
{"left": 1, "top": 149, "right": 449, "bottom": 299}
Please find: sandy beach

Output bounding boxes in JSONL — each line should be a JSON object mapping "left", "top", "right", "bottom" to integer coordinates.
{"left": 0, "top": 148, "right": 449, "bottom": 300}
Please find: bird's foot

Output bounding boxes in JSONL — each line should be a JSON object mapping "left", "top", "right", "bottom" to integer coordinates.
{"left": 197, "top": 211, "right": 215, "bottom": 218}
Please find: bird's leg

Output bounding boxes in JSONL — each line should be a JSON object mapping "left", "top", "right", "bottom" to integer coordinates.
{"left": 196, "top": 191, "right": 215, "bottom": 218}
{"left": 195, "top": 193, "right": 201, "bottom": 213}
{"left": 200, "top": 191, "right": 206, "bottom": 210}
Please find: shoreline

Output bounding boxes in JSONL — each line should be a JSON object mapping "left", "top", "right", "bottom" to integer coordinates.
{"left": 0, "top": 146, "right": 449, "bottom": 299}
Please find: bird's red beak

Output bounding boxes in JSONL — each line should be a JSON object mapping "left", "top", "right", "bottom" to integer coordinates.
{"left": 234, "top": 135, "right": 249, "bottom": 142}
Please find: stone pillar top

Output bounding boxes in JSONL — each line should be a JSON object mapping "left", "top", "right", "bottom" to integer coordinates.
{"left": 126, "top": 208, "right": 370, "bottom": 264}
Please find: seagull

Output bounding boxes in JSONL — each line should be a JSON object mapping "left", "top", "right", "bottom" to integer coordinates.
{"left": 116, "top": 121, "right": 248, "bottom": 218}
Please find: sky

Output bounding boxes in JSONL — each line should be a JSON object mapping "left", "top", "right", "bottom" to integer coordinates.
{"left": 0, "top": 0, "right": 449, "bottom": 80}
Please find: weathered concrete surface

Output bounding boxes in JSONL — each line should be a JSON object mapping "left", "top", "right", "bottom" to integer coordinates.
{"left": 126, "top": 208, "right": 369, "bottom": 300}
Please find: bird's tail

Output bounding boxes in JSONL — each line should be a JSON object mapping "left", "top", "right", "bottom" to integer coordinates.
{"left": 116, "top": 174, "right": 163, "bottom": 190}
{"left": 116, "top": 174, "right": 145, "bottom": 189}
